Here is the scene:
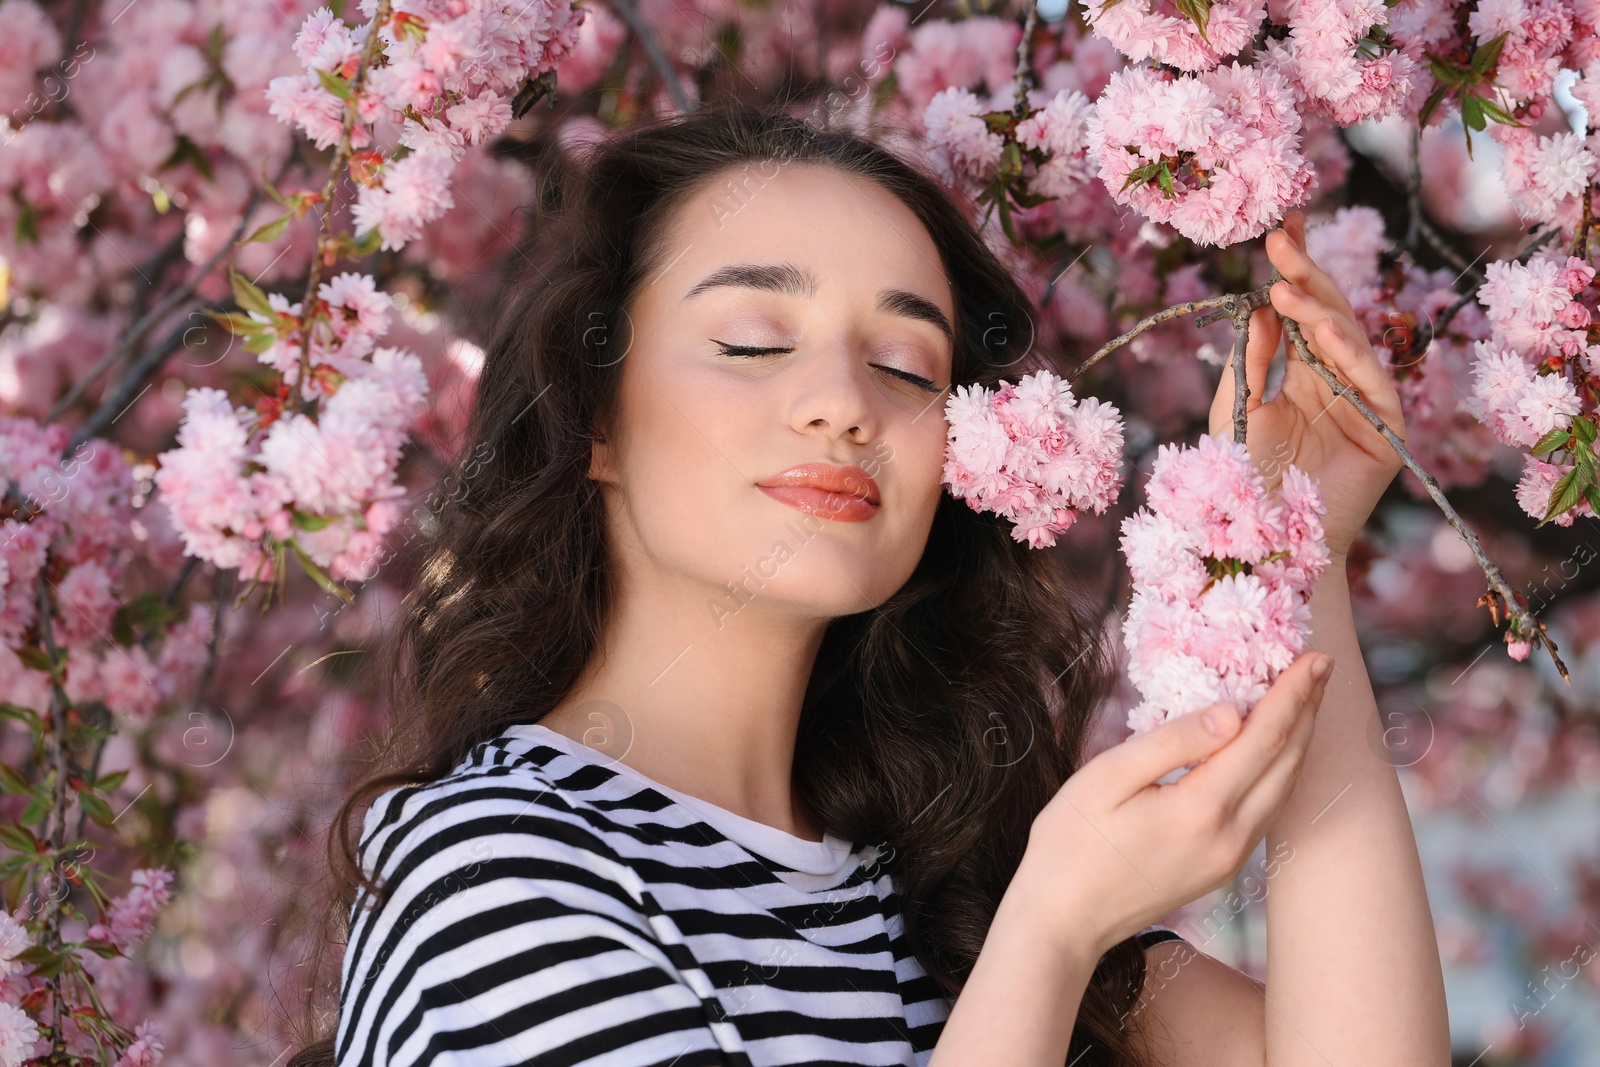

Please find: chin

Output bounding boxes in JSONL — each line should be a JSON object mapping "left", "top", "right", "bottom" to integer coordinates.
{"left": 703, "top": 535, "right": 909, "bottom": 624}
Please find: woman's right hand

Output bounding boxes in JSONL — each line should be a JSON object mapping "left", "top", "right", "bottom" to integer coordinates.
{"left": 1016, "top": 649, "right": 1334, "bottom": 962}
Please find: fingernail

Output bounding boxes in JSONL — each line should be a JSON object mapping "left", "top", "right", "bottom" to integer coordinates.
{"left": 1201, "top": 706, "right": 1234, "bottom": 736}
{"left": 1311, "top": 655, "right": 1332, "bottom": 682}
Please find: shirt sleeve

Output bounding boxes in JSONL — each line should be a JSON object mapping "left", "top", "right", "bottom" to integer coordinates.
{"left": 334, "top": 777, "right": 744, "bottom": 1067}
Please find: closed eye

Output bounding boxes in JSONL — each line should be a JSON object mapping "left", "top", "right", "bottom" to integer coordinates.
{"left": 710, "top": 339, "right": 945, "bottom": 394}
{"left": 712, "top": 340, "right": 791, "bottom": 358}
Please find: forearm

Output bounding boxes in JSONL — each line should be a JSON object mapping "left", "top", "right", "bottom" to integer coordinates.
{"left": 928, "top": 864, "right": 1098, "bottom": 1067}
{"left": 1261, "top": 560, "right": 1450, "bottom": 1064}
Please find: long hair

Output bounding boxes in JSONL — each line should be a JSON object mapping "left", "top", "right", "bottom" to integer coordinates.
{"left": 287, "top": 101, "right": 1156, "bottom": 1067}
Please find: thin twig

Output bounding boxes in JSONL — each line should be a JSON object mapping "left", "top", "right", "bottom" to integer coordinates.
{"left": 1405, "top": 125, "right": 1423, "bottom": 254}
{"left": 69, "top": 307, "right": 226, "bottom": 452}
{"left": 33, "top": 575, "right": 73, "bottom": 1064}
{"left": 1409, "top": 224, "right": 1559, "bottom": 357}
{"left": 1273, "top": 284, "right": 1569, "bottom": 682}
{"left": 47, "top": 191, "right": 267, "bottom": 424}
{"left": 1068, "top": 295, "right": 1237, "bottom": 383}
{"left": 1229, "top": 301, "right": 1252, "bottom": 445}
{"left": 1011, "top": 0, "right": 1039, "bottom": 122}
{"left": 607, "top": 0, "right": 694, "bottom": 114}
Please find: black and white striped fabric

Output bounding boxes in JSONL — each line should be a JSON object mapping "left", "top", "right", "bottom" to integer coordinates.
{"left": 335, "top": 722, "right": 1184, "bottom": 1067}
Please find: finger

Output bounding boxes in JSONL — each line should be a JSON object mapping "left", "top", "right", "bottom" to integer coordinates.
{"left": 1232, "top": 679, "right": 1321, "bottom": 833}
{"left": 1209, "top": 303, "right": 1282, "bottom": 431}
{"left": 1269, "top": 292, "right": 1406, "bottom": 436}
{"left": 1282, "top": 210, "right": 1306, "bottom": 251}
{"left": 1094, "top": 701, "right": 1243, "bottom": 803}
{"left": 1173, "top": 652, "right": 1332, "bottom": 813}
{"left": 1267, "top": 227, "right": 1356, "bottom": 321}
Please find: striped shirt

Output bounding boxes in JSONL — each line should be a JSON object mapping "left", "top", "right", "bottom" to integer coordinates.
{"left": 335, "top": 722, "right": 1183, "bottom": 1067}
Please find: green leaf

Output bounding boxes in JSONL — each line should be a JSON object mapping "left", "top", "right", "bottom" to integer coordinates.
{"left": 78, "top": 939, "right": 122, "bottom": 959}
{"left": 1531, "top": 427, "right": 1572, "bottom": 456}
{"left": 1477, "top": 93, "right": 1522, "bottom": 127}
{"left": 0, "top": 703, "right": 41, "bottom": 731}
{"left": 25, "top": 949, "right": 66, "bottom": 980}
{"left": 289, "top": 540, "right": 356, "bottom": 606}
{"left": 1573, "top": 417, "right": 1598, "bottom": 444}
{"left": 95, "top": 770, "right": 129, "bottom": 793}
{"left": 0, "top": 822, "right": 41, "bottom": 854}
{"left": 1425, "top": 52, "right": 1465, "bottom": 88}
{"left": 292, "top": 510, "right": 336, "bottom": 531}
{"left": 1156, "top": 162, "right": 1176, "bottom": 199}
{"left": 18, "top": 796, "right": 47, "bottom": 827}
{"left": 16, "top": 647, "right": 52, "bottom": 673}
{"left": 79, "top": 794, "right": 115, "bottom": 829}
{"left": 317, "top": 68, "right": 354, "bottom": 100}
{"left": 13, "top": 945, "right": 59, "bottom": 965}
{"left": 1540, "top": 463, "right": 1594, "bottom": 525}
{"left": 229, "top": 266, "right": 276, "bottom": 318}
{"left": 0, "top": 765, "right": 28, "bottom": 795}
{"left": 1122, "top": 161, "right": 1163, "bottom": 191}
{"left": 203, "top": 309, "right": 264, "bottom": 337}
{"left": 351, "top": 226, "right": 384, "bottom": 256}
{"left": 1418, "top": 82, "right": 1452, "bottom": 128}
{"left": 1470, "top": 31, "right": 1508, "bottom": 76}
{"left": 871, "top": 69, "right": 898, "bottom": 110}
{"left": 237, "top": 211, "right": 292, "bottom": 246}
{"left": 1461, "top": 93, "right": 1487, "bottom": 132}
{"left": 997, "top": 140, "right": 1023, "bottom": 183}
{"left": 1173, "top": 0, "right": 1212, "bottom": 41}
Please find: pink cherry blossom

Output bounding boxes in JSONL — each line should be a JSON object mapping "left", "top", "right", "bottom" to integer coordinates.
{"left": 1121, "top": 434, "right": 1329, "bottom": 734}
{"left": 943, "top": 369, "right": 1126, "bottom": 548}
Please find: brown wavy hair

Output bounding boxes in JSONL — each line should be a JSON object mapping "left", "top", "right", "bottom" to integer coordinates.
{"left": 287, "top": 101, "right": 1156, "bottom": 1067}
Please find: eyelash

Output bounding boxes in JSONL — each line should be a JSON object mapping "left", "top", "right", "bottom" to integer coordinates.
{"left": 710, "top": 340, "right": 944, "bottom": 394}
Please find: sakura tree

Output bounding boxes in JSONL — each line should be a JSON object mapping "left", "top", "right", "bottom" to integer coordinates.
{"left": 0, "top": 0, "right": 1597, "bottom": 1062}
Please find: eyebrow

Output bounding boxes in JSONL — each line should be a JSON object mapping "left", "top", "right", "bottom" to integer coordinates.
{"left": 683, "top": 261, "right": 954, "bottom": 344}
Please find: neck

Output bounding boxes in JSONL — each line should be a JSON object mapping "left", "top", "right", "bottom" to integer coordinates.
{"left": 541, "top": 571, "right": 832, "bottom": 843}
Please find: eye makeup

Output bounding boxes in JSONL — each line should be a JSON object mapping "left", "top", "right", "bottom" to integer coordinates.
{"left": 708, "top": 339, "right": 946, "bottom": 394}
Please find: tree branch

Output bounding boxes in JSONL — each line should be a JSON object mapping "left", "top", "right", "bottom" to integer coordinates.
{"left": 1272, "top": 277, "right": 1569, "bottom": 682}
{"left": 1010, "top": 0, "right": 1039, "bottom": 122}
{"left": 290, "top": 0, "right": 393, "bottom": 413}
{"left": 1230, "top": 300, "right": 1252, "bottom": 445}
{"left": 68, "top": 306, "right": 225, "bottom": 453}
{"left": 47, "top": 192, "right": 266, "bottom": 425}
{"left": 606, "top": 0, "right": 695, "bottom": 114}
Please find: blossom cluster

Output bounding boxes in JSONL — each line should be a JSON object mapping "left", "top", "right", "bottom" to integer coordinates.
{"left": 1260, "top": 0, "right": 1414, "bottom": 126}
{"left": 153, "top": 275, "right": 429, "bottom": 584}
{"left": 1081, "top": 0, "right": 1264, "bottom": 73}
{"left": 1469, "top": 255, "right": 1599, "bottom": 534}
{"left": 1119, "top": 435, "right": 1331, "bottom": 735}
{"left": 1087, "top": 63, "right": 1316, "bottom": 248}
{"left": 266, "top": 0, "right": 585, "bottom": 250}
{"left": 942, "top": 369, "right": 1126, "bottom": 549}
{"left": 1, "top": 417, "right": 214, "bottom": 722}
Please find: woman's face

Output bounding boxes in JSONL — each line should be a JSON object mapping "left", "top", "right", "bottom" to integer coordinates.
{"left": 590, "top": 161, "right": 956, "bottom": 625}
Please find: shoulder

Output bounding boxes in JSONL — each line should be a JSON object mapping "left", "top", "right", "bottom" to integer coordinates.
{"left": 335, "top": 740, "right": 688, "bottom": 1067}
{"left": 1123, "top": 929, "right": 1267, "bottom": 1067}
{"left": 350, "top": 737, "right": 650, "bottom": 921}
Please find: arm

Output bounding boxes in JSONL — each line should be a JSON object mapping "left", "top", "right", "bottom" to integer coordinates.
{"left": 1137, "top": 207, "right": 1451, "bottom": 1064}
{"left": 1123, "top": 560, "right": 1450, "bottom": 1066}
{"left": 1258, "top": 558, "right": 1449, "bottom": 1063}
{"left": 926, "top": 868, "right": 1100, "bottom": 1066}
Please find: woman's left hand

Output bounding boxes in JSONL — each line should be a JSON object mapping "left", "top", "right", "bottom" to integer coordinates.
{"left": 1208, "top": 210, "right": 1408, "bottom": 562}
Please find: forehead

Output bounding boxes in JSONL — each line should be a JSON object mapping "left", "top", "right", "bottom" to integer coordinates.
{"left": 649, "top": 161, "right": 954, "bottom": 319}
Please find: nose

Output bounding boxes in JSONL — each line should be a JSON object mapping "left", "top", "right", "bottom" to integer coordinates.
{"left": 787, "top": 336, "right": 878, "bottom": 444}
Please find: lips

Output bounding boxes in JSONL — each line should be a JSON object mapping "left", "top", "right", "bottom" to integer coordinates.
{"left": 756, "top": 463, "right": 882, "bottom": 522}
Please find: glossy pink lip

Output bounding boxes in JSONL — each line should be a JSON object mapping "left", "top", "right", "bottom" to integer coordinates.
{"left": 756, "top": 463, "right": 882, "bottom": 522}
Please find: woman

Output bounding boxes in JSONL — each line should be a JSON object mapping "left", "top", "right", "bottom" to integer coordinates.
{"left": 293, "top": 103, "right": 1449, "bottom": 1067}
